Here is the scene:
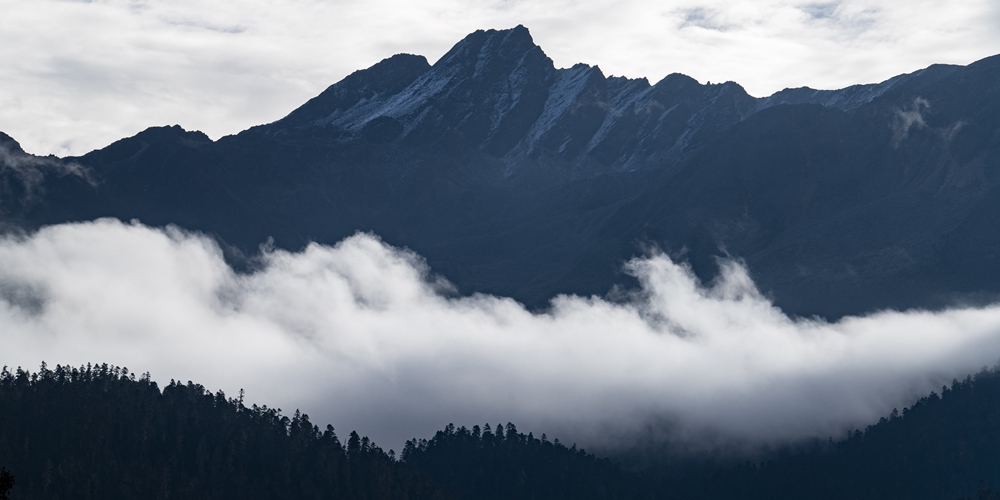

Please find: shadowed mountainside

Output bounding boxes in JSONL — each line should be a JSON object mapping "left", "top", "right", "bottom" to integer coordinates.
{"left": 0, "top": 26, "right": 998, "bottom": 318}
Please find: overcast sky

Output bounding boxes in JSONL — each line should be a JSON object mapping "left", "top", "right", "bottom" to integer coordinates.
{"left": 0, "top": 0, "right": 998, "bottom": 156}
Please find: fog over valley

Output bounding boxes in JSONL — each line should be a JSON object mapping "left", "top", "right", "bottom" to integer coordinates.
{"left": 3, "top": 219, "right": 1000, "bottom": 453}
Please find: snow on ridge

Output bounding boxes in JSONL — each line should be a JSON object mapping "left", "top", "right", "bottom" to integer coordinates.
{"left": 525, "top": 64, "right": 599, "bottom": 148}
{"left": 472, "top": 32, "right": 505, "bottom": 80}
{"left": 584, "top": 78, "right": 654, "bottom": 154}
{"left": 313, "top": 28, "right": 545, "bottom": 139}
{"left": 483, "top": 52, "right": 532, "bottom": 134}
{"left": 317, "top": 64, "right": 459, "bottom": 133}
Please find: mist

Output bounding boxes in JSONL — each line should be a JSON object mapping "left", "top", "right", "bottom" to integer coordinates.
{"left": 2, "top": 219, "right": 1000, "bottom": 454}
{"left": 0, "top": 140, "right": 91, "bottom": 198}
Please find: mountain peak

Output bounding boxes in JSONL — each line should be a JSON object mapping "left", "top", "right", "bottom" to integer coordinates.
{"left": 278, "top": 53, "right": 431, "bottom": 127}
{"left": 0, "top": 131, "right": 24, "bottom": 155}
{"left": 435, "top": 25, "right": 545, "bottom": 73}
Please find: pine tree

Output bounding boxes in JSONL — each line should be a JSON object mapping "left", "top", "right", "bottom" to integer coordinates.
{"left": 0, "top": 467, "right": 13, "bottom": 500}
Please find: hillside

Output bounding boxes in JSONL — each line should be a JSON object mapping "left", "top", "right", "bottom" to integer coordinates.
{"left": 3, "top": 363, "right": 1000, "bottom": 499}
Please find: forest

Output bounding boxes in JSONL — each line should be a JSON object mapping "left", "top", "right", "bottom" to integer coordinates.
{"left": 2, "top": 362, "right": 1000, "bottom": 499}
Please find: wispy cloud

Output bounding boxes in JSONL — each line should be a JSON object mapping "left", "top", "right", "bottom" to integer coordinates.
{"left": 0, "top": 0, "right": 996, "bottom": 156}
{"left": 2, "top": 219, "right": 1000, "bottom": 453}
{"left": 801, "top": 2, "right": 839, "bottom": 20}
{"left": 678, "top": 7, "right": 737, "bottom": 32}
{"left": 892, "top": 97, "right": 929, "bottom": 147}
{"left": 0, "top": 140, "right": 92, "bottom": 201}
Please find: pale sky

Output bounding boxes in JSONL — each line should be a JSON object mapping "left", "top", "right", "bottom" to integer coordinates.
{"left": 1, "top": 0, "right": 998, "bottom": 156}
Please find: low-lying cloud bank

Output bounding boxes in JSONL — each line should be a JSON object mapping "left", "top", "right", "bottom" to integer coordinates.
{"left": 2, "top": 219, "right": 1000, "bottom": 453}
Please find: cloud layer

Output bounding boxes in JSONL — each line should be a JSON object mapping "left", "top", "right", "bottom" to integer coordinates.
{"left": 3, "top": 219, "right": 1000, "bottom": 453}
{"left": 0, "top": 0, "right": 997, "bottom": 156}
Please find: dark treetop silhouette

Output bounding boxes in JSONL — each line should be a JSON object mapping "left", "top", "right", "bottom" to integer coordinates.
{"left": 4, "top": 362, "right": 1000, "bottom": 499}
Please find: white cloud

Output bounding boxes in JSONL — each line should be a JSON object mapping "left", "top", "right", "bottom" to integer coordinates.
{"left": 0, "top": 140, "right": 92, "bottom": 199}
{"left": 0, "top": 0, "right": 996, "bottom": 156}
{"left": 3, "top": 219, "right": 1000, "bottom": 453}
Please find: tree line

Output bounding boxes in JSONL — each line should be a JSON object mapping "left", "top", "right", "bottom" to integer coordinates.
{"left": 3, "top": 362, "right": 1000, "bottom": 499}
{"left": 0, "top": 363, "right": 444, "bottom": 499}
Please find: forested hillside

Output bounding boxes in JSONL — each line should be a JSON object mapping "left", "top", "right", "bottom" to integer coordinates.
{"left": 3, "top": 362, "right": 1000, "bottom": 499}
{"left": 666, "top": 366, "right": 1000, "bottom": 499}
{"left": 0, "top": 364, "right": 445, "bottom": 499}
{"left": 401, "top": 423, "right": 650, "bottom": 500}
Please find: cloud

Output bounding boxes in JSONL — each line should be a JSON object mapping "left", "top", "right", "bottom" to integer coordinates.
{"left": 0, "top": 0, "right": 997, "bottom": 156}
{"left": 892, "top": 96, "right": 930, "bottom": 147}
{"left": 801, "top": 2, "right": 840, "bottom": 20}
{"left": 890, "top": 97, "right": 968, "bottom": 148}
{"left": 0, "top": 140, "right": 92, "bottom": 201}
{"left": 678, "top": 7, "right": 736, "bottom": 32}
{"left": 3, "top": 219, "right": 1000, "bottom": 454}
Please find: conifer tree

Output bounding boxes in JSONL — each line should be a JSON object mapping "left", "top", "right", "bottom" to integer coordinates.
{"left": 0, "top": 467, "right": 13, "bottom": 500}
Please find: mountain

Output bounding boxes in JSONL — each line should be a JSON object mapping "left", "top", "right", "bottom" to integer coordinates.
{"left": 1, "top": 25, "right": 999, "bottom": 318}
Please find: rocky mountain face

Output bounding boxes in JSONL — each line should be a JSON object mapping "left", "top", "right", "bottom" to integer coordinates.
{"left": 272, "top": 26, "right": 762, "bottom": 180}
{"left": 2, "top": 25, "right": 999, "bottom": 318}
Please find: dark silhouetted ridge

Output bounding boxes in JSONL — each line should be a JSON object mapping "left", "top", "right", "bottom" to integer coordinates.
{"left": 0, "top": 28, "right": 997, "bottom": 318}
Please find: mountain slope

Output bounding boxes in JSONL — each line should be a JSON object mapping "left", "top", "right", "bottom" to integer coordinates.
{"left": 0, "top": 27, "right": 998, "bottom": 317}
